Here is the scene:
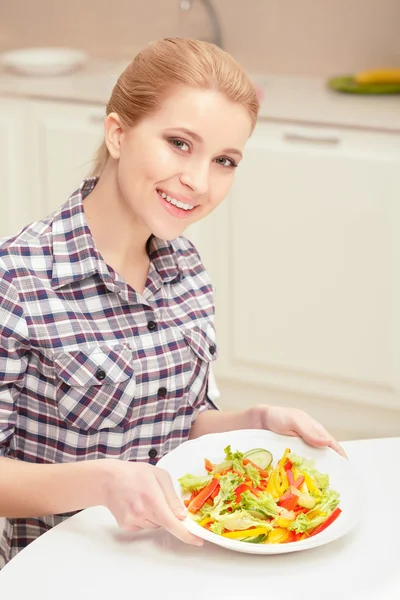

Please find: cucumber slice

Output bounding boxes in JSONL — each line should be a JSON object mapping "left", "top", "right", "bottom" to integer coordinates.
{"left": 243, "top": 448, "right": 273, "bottom": 470}
{"left": 243, "top": 534, "right": 267, "bottom": 544}
{"left": 247, "top": 509, "right": 270, "bottom": 520}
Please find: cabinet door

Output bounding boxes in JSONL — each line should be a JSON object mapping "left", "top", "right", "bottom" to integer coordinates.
{"left": 30, "top": 101, "right": 105, "bottom": 215}
{"left": 0, "top": 98, "right": 36, "bottom": 238}
{"left": 221, "top": 121, "right": 400, "bottom": 410}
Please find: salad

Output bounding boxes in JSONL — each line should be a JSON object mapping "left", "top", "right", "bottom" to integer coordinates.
{"left": 178, "top": 445, "right": 341, "bottom": 544}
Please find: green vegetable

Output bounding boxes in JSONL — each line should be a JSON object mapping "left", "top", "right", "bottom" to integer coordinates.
{"left": 210, "top": 521, "right": 225, "bottom": 535}
{"left": 224, "top": 445, "right": 246, "bottom": 473}
{"left": 207, "top": 471, "right": 244, "bottom": 520}
{"left": 288, "top": 513, "right": 327, "bottom": 534}
{"left": 288, "top": 453, "right": 330, "bottom": 490}
{"left": 243, "top": 448, "right": 273, "bottom": 470}
{"left": 217, "top": 509, "right": 273, "bottom": 532}
{"left": 239, "top": 489, "right": 279, "bottom": 518}
{"left": 244, "top": 534, "right": 267, "bottom": 544}
{"left": 244, "top": 462, "right": 261, "bottom": 487}
{"left": 178, "top": 473, "right": 212, "bottom": 492}
{"left": 318, "top": 489, "right": 340, "bottom": 514}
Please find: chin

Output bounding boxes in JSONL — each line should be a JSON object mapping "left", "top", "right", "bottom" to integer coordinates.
{"left": 150, "top": 223, "right": 188, "bottom": 242}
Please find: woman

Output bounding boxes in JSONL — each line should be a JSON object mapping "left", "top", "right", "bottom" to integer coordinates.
{"left": 0, "top": 38, "right": 344, "bottom": 567}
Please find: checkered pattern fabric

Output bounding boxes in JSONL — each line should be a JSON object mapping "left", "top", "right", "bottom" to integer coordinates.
{"left": 0, "top": 178, "right": 218, "bottom": 567}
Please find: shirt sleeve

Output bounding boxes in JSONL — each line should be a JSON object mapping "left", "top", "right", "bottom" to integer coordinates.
{"left": 199, "top": 364, "right": 221, "bottom": 412}
{"left": 0, "top": 265, "right": 30, "bottom": 456}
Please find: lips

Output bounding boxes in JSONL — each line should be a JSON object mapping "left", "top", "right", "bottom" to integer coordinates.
{"left": 156, "top": 188, "right": 198, "bottom": 207}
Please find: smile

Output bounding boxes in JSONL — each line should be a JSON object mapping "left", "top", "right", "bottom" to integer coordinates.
{"left": 156, "top": 189, "right": 196, "bottom": 212}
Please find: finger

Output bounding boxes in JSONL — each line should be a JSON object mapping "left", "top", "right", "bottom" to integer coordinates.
{"left": 289, "top": 419, "right": 348, "bottom": 459}
{"left": 328, "top": 438, "right": 348, "bottom": 459}
{"left": 154, "top": 467, "right": 186, "bottom": 519}
{"left": 151, "top": 474, "right": 204, "bottom": 546}
{"left": 137, "top": 519, "right": 161, "bottom": 530}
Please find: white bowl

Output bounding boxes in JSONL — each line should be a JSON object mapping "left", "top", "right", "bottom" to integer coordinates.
{"left": 0, "top": 47, "right": 89, "bottom": 76}
{"left": 157, "top": 429, "right": 364, "bottom": 555}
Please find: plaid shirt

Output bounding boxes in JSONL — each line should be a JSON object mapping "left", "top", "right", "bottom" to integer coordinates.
{"left": 0, "top": 178, "right": 218, "bottom": 567}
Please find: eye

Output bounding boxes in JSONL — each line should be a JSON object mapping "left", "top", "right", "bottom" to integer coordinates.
{"left": 169, "top": 138, "right": 190, "bottom": 152}
{"left": 214, "top": 157, "right": 238, "bottom": 169}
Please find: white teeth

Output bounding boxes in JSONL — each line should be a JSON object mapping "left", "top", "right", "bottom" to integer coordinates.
{"left": 157, "top": 190, "right": 194, "bottom": 211}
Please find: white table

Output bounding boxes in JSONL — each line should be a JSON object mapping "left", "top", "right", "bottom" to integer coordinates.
{"left": 1, "top": 438, "right": 399, "bottom": 600}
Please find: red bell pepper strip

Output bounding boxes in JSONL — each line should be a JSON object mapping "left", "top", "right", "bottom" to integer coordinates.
{"left": 308, "top": 507, "right": 342, "bottom": 537}
{"left": 293, "top": 475, "right": 305, "bottom": 489}
{"left": 279, "top": 489, "right": 293, "bottom": 502}
{"left": 210, "top": 484, "right": 220, "bottom": 499}
{"left": 279, "top": 493, "right": 298, "bottom": 511}
{"left": 283, "top": 459, "right": 293, "bottom": 472}
{"left": 243, "top": 458, "right": 269, "bottom": 479}
{"left": 234, "top": 483, "right": 251, "bottom": 503}
{"left": 287, "top": 469, "right": 295, "bottom": 486}
{"left": 283, "top": 530, "right": 302, "bottom": 543}
{"left": 204, "top": 458, "right": 214, "bottom": 472}
{"left": 188, "top": 478, "right": 220, "bottom": 513}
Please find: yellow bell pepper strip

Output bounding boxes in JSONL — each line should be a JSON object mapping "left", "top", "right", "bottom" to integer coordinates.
{"left": 302, "top": 471, "right": 322, "bottom": 497}
{"left": 267, "top": 527, "right": 291, "bottom": 544}
{"left": 222, "top": 527, "right": 270, "bottom": 539}
{"left": 275, "top": 517, "right": 293, "bottom": 528}
{"left": 305, "top": 508, "right": 325, "bottom": 520}
{"left": 308, "top": 507, "right": 342, "bottom": 538}
{"left": 266, "top": 470, "right": 280, "bottom": 498}
{"left": 278, "top": 448, "right": 291, "bottom": 467}
{"left": 188, "top": 478, "right": 220, "bottom": 513}
{"left": 198, "top": 517, "right": 215, "bottom": 528}
{"left": 266, "top": 465, "right": 289, "bottom": 498}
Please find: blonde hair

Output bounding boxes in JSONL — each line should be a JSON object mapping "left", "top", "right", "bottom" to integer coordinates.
{"left": 91, "top": 37, "right": 260, "bottom": 177}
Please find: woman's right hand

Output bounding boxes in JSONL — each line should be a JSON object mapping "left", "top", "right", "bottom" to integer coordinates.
{"left": 101, "top": 459, "right": 204, "bottom": 546}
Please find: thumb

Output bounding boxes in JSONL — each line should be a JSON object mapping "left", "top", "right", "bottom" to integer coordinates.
{"left": 154, "top": 467, "right": 186, "bottom": 519}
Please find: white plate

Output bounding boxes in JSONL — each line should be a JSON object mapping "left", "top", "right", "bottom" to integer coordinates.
{"left": 0, "top": 47, "right": 88, "bottom": 76}
{"left": 157, "top": 429, "right": 363, "bottom": 554}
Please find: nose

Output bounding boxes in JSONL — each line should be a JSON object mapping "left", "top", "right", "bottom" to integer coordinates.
{"left": 179, "top": 160, "right": 210, "bottom": 196}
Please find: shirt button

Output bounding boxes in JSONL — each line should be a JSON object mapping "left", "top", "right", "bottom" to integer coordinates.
{"left": 148, "top": 448, "right": 158, "bottom": 459}
{"left": 157, "top": 387, "right": 167, "bottom": 398}
{"left": 95, "top": 369, "right": 106, "bottom": 381}
{"left": 147, "top": 320, "right": 157, "bottom": 331}
{"left": 209, "top": 345, "right": 216, "bottom": 355}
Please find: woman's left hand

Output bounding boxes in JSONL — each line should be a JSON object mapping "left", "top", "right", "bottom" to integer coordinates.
{"left": 256, "top": 405, "right": 347, "bottom": 458}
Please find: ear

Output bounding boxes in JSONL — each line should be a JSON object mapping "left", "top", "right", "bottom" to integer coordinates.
{"left": 104, "top": 112, "right": 123, "bottom": 159}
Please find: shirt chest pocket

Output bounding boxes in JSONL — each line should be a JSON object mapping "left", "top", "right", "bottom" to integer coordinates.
{"left": 181, "top": 322, "right": 218, "bottom": 407}
{"left": 53, "top": 344, "right": 136, "bottom": 431}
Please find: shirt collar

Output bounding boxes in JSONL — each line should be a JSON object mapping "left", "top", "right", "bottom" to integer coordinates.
{"left": 51, "top": 178, "right": 181, "bottom": 290}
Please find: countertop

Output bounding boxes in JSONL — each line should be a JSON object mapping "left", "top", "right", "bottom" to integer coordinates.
{"left": 0, "top": 437, "right": 399, "bottom": 600}
{"left": 0, "top": 59, "right": 399, "bottom": 132}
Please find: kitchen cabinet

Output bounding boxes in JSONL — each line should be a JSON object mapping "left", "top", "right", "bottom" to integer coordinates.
{"left": 1, "top": 91, "right": 400, "bottom": 437}
{"left": 0, "top": 97, "right": 104, "bottom": 238}
{"left": 0, "top": 99, "right": 34, "bottom": 238}
{"left": 189, "top": 120, "right": 400, "bottom": 432}
{"left": 30, "top": 101, "right": 105, "bottom": 214}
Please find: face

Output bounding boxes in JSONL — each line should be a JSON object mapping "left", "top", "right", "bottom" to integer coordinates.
{"left": 105, "top": 86, "right": 252, "bottom": 240}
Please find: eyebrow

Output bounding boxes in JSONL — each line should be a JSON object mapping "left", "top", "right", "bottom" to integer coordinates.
{"left": 166, "top": 127, "right": 243, "bottom": 160}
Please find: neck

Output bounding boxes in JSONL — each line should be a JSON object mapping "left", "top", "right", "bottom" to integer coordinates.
{"left": 83, "top": 162, "right": 151, "bottom": 271}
